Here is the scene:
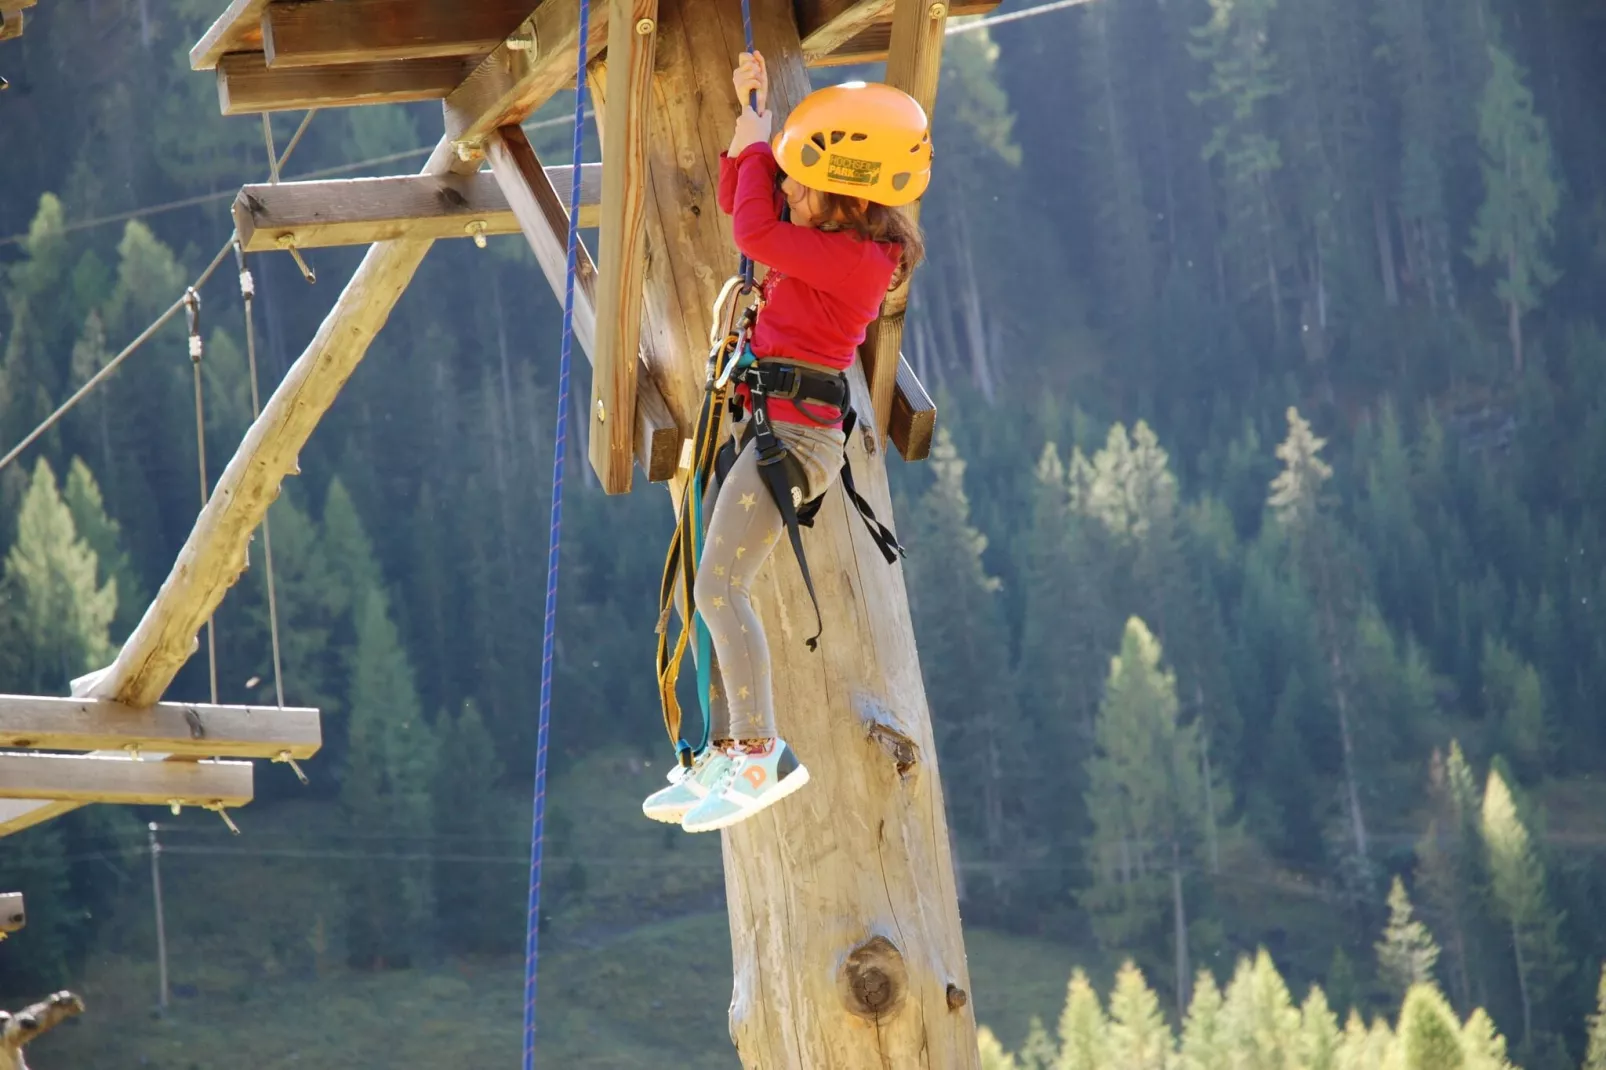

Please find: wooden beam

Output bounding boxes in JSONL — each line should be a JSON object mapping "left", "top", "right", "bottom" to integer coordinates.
{"left": 859, "top": 0, "right": 947, "bottom": 446}
{"left": 233, "top": 166, "right": 603, "bottom": 254}
{"left": 587, "top": 0, "right": 659, "bottom": 495}
{"left": 889, "top": 354, "right": 935, "bottom": 461}
{"left": 0, "top": 694, "right": 321, "bottom": 761}
{"left": 487, "top": 127, "right": 680, "bottom": 483}
{"left": 0, "top": 10, "right": 21, "bottom": 41}
{"left": 217, "top": 52, "right": 475, "bottom": 115}
{"left": 0, "top": 754, "right": 252, "bottom": 809}
{"left": 797, "top": 0, "right": 895, "bottom": 64}
{"left": 0, "top": 893, "right": 21, "bottom": 935}
{"left": 0, "top": 137, "right": 500, "bottom": 839}
{"left": 263, "top": 0, "right": 534, "bottom": 68}
{"left": 190, "top": 0, "right": 268, "bottom": 70}
{"left": 445, "top": 0, "right": 610, "bottom": 151}
{"left": 0, "top": 0, "right": 38, "bottom": 15}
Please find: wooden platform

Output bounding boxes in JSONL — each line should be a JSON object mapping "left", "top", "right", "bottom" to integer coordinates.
{"left": 0, "top": 0, "right": 39, "bottom": 44}
{"left": 189, "top": 0, "right": 999, "bottom": 93}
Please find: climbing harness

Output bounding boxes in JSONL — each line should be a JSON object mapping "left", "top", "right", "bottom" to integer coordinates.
{"left": 522, "top": 0, "right": 591, "bottom": 1060}
{"left": 653, "top": 288, "right": 906, "bottom": 769}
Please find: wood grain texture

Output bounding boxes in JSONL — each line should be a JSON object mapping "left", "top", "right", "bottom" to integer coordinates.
{"left": 797, "top": 0, "right": 895, "bottom": 63}
{"left": 0, "top": 753, "right": 253, "bottom": 808}
{"left": 445, "top": 0, "right": 610, "bottom": 149}
{"left": 233, "top": 166, "right": 603, "bottom": 253}
{"left": 0, "top": 694, "right": 321, "bottom": 760}
{"left": 0, "top": 892, "right": 21, "bottom": 934}
{"left": 0, "top": 140, "right": 483, "bottom": 839}
{"left": 858, "top": 0, "right": 947, "bottom": 445}
{"left": 0, "top": 0, "right": 38, "bottom": 15}
{"left": 487, "top": 127, "right": 680, "bottom": 483}
{"left": 217, "top": 51, "right": 475, "bottom": 115}
{"left": 0, "top": 10, "right": 21, "bottom": 41}
{"left": 587, "top": 0, "right": 660, "bottom": 495}
{"left": 804, "top": 0, "right": 995, "bottom": 66}
{"left": 189, "top": 0, "right": 268, "bottom": 70}
{"left": 634, "top": 0, "right": 977, "bottom": 1063}
{"left": 889, "top": 353, "right": 935, "bottom": 461}
{"left": 262, "top": 0, "right": 533, "bottom": 68}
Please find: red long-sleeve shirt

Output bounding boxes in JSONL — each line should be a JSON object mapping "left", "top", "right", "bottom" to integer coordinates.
{"left": 717, "top": 142, "right": 900, "bottom": 428}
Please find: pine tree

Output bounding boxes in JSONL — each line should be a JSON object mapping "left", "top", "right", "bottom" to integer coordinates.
{"left": 1081, "top": 617, "right": 1209, "bottom": 1010}
{"left": 1056, "top": 968, "right": 1107, "bottom": 1070}
{"left": 1480, "top": 766, "right": 1564, "bottom": 1052}
{"left": 1584, "top": 962, "right": 1606, "bottom": 1070}
{"left": 1460, "top": 1008, "right": 1514, "bottom": 1070}
{"left": 1397, "top": 985, "right": 1465, "bottom": 1070}
{"left": 1106, "top": 961, "right": 1172, "bottom": 1070}
{"left": 1298, "top": 987, "right": 1341, "bottom": 1070}
{"left": 1, "top": 458, "right": 117, "bottom": 692}
{"left": 1326, "top": 945, "right": 1359, "bottom": 1022}
{"left": 1218, "top": 950, "right": 1301, "bottom": 1069}
{"left": 1376, "top": 876, "right": 1442, "bottom": 999}
{"left": 61, "top": 456, "right": 145, "bottom": 643}
{"left": 907, "top": 427, "right": 1025, "bottom": 868}
{"left": 979, "top": 1026, "right": 1020, "bottom": 1070}
{"left": 1268, "top": 407, "right": 1369, "bottom": 868}
{"left": 1415, "top": 743, "right": 1484, "bottom": 1013}
{"left": 1467, "top": 42, "right": 1562, "bottom": 373}
{"left": 1479, "top": 636, "right": 1547, "bottom": 776}
{"left": 432, "top": 699, "right": 517, "bottom": 954}
{"left": 341, "top": 588, "right": 437, "bottom": 970}
{"left": 1178, "top": 970, "right": 1228, "bottom": 1070}
{"left": 1017, "top": 1017, "right": 1057, "bottom": 1070}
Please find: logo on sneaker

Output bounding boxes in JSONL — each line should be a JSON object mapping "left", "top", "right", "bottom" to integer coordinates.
{"left": 743, "top": 766, "right": 768, "bottom": 790}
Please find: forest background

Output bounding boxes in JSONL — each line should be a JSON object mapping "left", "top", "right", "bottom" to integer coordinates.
{"left": 2, "top": 0, "right": 1606, "bottom": 1066}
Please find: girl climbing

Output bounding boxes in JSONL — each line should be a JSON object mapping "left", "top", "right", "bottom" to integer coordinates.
{"left": 642, "top": 52, "right": 931, "bottom": 834}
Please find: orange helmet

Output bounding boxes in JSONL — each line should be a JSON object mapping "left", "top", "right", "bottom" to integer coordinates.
{"left": 772, "top": 82, "right": 932, "bottom": 208}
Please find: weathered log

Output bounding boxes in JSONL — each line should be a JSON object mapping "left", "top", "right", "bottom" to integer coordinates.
{"left": 0, "top": 992, "right": 84, "bottom": 1070}
{"left": 629, "top": 0, "right": 978, "bottom": 1063}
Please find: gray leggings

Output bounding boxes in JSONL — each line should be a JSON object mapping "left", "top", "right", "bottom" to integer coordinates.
{"left": 686, "top": 420, "right": 846, "bottom": 742}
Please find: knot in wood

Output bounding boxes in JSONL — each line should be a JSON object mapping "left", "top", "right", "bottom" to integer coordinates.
{"left": 838, "top": 936, "right": 908, "bottom": 1022}
{"left": 946, "top": 983, "right": 968, "bottom": 1011}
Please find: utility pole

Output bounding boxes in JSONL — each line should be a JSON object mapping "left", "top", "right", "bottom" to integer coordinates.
{"left": 148, "top": 822, "right": 169, "bottom": 1013}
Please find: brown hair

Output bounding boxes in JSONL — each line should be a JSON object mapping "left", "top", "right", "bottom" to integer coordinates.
{"left": 818, "top": 194, "right": 926, "bottom": 291}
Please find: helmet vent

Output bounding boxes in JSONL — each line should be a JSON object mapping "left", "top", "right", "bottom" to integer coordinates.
{"left": 810, "top": 132, "right": 828, "bottom": 151}
{"left": 850, "top": 132, "right": 868, "bottom": 142}
{"left": 801, "top": 144, "right": 822, "bottom": 167}
{"left": 830, "top": 130, "right": 846, "bottom": 144}
{"left": 891, "top": 172, "right": 911, "bottom": 191}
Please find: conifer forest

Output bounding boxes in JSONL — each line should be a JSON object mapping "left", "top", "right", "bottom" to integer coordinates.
{"left": 2, "top": 0, "right": 1606, "bottom": 1066}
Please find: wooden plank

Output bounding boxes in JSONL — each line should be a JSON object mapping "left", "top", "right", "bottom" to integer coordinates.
{"left": 233, "top": 166, "right": 603, "bottom": 254}
{"left": 0, "top": 694, "right": 321, "bottom": 760}
{"left": 217, "top": 52, "right": 475, "bottom": 115}
{"left": 0, "top": 1, "right": 38, "bottom": 15}
{"left": 487, "top": 126, "right": 680, "bottom": 482}
{"left": 0, "top": 893, "right": 22, "bottom": 934}
{"left": 0, "top": 10, "right": 21, "bottom": 41}
{"left": 0, "top": 137, "right": 476, "bottom": 840}
{"left": 190, "top": 0, "right": 268, "bottom": 70}
{"left": 798, "top": 0, "right": 895, "bottom": 65}
{"left": 0, "top": 754, "right": 253, "bottom": 808}
{"left": 587, "top": 0, "right": 659, "bottom": 495}
{"left": 858, "top": 0, "right": 947, "bottom": 446}
{"left": 889, "top": 353, "right": 935, "bottom": 461}
{"left": 263, "top": 0, "right": 535, "bottom": 68}
{"left": 445, "top": 0, "right": 611, "bottom": 150}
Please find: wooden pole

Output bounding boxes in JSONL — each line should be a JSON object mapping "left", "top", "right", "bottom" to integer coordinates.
{"left": 148, "top": 823, "right": 170, "bottom": 1013}
{"left": 615, "top": 0, "right": 978, "bottom": 1062}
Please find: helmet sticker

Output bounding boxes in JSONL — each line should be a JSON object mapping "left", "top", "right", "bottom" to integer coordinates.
{"left": 827, "top": 154, "right": 881, "bottom": 186}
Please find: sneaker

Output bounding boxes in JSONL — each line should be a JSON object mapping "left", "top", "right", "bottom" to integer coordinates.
{"left": 681, "top": 739, "right": 810, "bottom": 833}
{"left": 640, "top": 747, "right": 734, "bottom": 824}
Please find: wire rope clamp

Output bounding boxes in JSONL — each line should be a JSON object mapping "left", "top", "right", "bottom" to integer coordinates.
{"left": 183, "top": 288, "right": 203, "bottom": 363}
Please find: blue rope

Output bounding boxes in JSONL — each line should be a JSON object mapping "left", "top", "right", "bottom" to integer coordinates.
{"left": 738, "top": 0, "right": 757, "bottom": 288}
{"left": 523, "top": 0, "right": 591, "bottom": 1059}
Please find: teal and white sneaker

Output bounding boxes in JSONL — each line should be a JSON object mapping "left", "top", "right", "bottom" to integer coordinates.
{"left": 680, "top": 739, "right": 810, "bottom": 833}
{"left": 641, "top": 747, "right": 735, "bottom": 824}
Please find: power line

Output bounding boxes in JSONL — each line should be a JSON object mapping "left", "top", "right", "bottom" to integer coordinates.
{"left": 946, "top": 0, "right": 1098, "bottom": 35}
{"left": 0, "top": 111, "right": 590, "bottom": 249}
